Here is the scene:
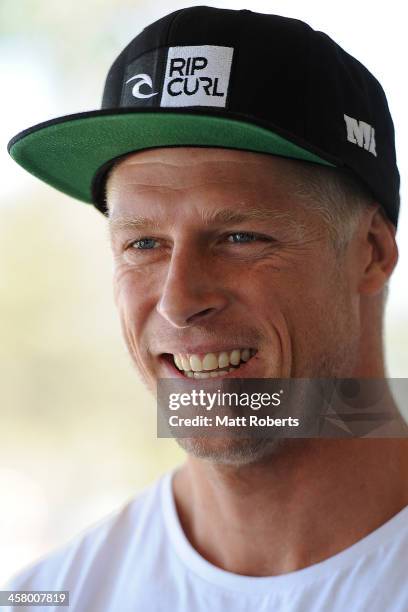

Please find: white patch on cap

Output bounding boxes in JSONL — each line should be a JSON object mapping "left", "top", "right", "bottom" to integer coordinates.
{"left": 160, "top": 45, "right": 234, "bottom": 108}
{"left": 344, "top": 114, "right": 377, "bottom": 157}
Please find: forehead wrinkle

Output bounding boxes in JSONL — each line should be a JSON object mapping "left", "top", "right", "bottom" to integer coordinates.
{"left": 199, "top": 205, "right": 300, "bottom": 229}
{"left": 108, "top": 205, "right": 307, "bottom": 238}
{"left": 108, "top": 214, "right": 164, "bottom": 234}
{"left": 114, "top": 152, "right": 273, "bottom": 170}
{"left": 110, "top": 179, "right": 255, "bottom": 195}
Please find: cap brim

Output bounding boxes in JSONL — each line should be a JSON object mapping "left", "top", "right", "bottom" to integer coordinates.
{"left": 8, "top": 108, "right": 337, "bottom": 212}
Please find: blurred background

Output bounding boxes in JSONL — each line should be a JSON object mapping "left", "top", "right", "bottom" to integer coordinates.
{"left": 1, "top": 0, "right": 407, "bottom": 586}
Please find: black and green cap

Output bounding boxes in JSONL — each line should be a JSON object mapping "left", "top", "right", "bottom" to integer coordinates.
{"left": 7, "top": 6, "right": 400, "bottom": 225}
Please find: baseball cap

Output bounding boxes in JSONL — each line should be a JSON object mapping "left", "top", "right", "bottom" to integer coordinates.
{"left": 7, "top": 5, "right": 400, "bottom": 226}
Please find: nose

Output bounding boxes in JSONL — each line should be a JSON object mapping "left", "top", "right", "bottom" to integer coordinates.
{"left": 156, "top": 245, "right": 229, "bottom": 328}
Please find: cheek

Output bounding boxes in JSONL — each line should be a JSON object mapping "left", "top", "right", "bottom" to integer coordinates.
{"left": 113, "top": 267, "right": 157, "bottom": 341}
{"left": 240, "top": 270, "right": 292, "bottom": 345}
{"left": 243, "top": 257, "right": 342, "bottom": 347}
{"left": 113, "top": 269, "right": 160, "bottom": 383}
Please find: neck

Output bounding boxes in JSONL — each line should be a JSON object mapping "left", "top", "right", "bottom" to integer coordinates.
{"left": 173, "top": 437, "right": 408, "bottom": 576}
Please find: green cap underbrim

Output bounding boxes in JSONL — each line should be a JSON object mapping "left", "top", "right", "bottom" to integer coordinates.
{"left": 8, "top": 110, "right": 336, "bottom": 209}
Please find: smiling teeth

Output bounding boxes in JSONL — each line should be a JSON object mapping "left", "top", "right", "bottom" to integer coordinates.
{"left": 172, "top": 348, "right": 255, "bottom": 375}
{"left": 203, "top": 353, "right": 218, "bottom": 370}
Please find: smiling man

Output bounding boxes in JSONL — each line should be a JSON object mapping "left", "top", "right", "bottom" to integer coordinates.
{"left": 6, "top": 6, "right": 408, "bottom": 612}
{"left": 106, "top": 146, "right": 402, "bottom": 465}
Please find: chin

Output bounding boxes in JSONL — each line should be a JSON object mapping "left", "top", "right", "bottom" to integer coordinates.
{"left": 175, "top": 436, "right": 289, "bottom": 466}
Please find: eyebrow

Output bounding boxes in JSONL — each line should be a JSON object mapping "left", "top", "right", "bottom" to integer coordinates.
{"left": 108, "top": 206, "right": 299, "bottom": 234}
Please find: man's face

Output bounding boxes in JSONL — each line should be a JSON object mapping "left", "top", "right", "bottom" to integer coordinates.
{"left": 107, "top": 147, "right": 360, "bottom": 463}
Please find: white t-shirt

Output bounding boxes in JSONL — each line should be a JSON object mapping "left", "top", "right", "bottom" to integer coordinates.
{"left": 4, "top": 469, "right": 408, "bottom": 611}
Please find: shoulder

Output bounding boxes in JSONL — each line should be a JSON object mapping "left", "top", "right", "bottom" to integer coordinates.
{"left": 5, "top": 471, "right": 171, "bottom": 592}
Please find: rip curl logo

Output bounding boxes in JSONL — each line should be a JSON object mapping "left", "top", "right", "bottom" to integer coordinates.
{"left": 343, "top": 114, "right": 377, "bottom": 157}
{"left": 126, "top": 73, "right": 159, "bottom": 99}
{"left": 160, "top": 45, "right": 234, "bottom": 108}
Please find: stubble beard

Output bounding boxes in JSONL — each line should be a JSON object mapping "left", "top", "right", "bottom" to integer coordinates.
{"left": 175, "top": 305, "right": 358, "bottom": 467}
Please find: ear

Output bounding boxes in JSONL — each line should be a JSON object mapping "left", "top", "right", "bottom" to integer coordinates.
{"left": 357, "top": 205, "right": 398, "bottom": 296}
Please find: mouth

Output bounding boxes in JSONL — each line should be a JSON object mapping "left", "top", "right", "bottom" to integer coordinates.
{"left": 161, "top": 348, "right": 258, "bottom": 379}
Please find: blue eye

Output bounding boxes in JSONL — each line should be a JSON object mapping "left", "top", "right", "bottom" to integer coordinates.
{"left": 132, "top": 238, "right": 158, "bottom": 249}
{"left": 227, "top": 232, "right": 257, "bottom": 243}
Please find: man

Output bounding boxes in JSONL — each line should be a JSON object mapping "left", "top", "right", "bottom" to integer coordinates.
{"left": 6, "top": 6, "right": 408, "bottom": 611}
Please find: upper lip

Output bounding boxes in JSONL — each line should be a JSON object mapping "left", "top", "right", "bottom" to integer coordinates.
{"left": 157, "top": 345, "right": 256, "bottom": 356}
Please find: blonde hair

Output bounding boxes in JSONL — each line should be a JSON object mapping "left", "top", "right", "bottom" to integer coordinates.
{"left": 290, "top": 161, "right": 391, "bottom": 302}
{"left": 290, "top": 162, "right": 376, "bottom": 252}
